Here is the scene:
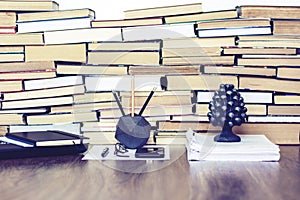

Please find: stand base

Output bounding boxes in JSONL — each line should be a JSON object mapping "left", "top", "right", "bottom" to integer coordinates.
{"left": 214, "top": 134, "right": 241, "bottom": 142}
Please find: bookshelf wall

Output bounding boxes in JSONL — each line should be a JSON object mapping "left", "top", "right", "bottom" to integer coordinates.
{"left": 0, "top": 1, "right": 299, "bottom": 145}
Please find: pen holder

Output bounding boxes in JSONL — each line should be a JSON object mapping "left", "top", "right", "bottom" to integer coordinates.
{"left": 115, "top": 114, "right": 151, "bottom": 149}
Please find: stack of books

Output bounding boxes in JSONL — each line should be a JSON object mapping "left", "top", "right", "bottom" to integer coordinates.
{"left": 185, "top": 129, "right": 280, "bottom": 162}
{"left": 0, "top": 1, "right": 298, "bottom": 151}
{"left": 0, "top": 130, "right": 88, "bottom": 159}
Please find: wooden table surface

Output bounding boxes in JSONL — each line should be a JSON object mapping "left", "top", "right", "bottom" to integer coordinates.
{"left": 0, "top": 145, "right": 299, "bottom": 200}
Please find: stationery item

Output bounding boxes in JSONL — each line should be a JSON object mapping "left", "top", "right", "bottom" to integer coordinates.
{"left": 82, "top": 145, "right": 169, "bottom": 160}
{"left": 5, "top": 130, "right": 89, "bottom": 147}
{"left": 0, "top": 143, "right": 88, "bottom": 160}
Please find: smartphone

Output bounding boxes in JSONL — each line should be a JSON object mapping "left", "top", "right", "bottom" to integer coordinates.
{"left": 135, "top": 147, "right": 165, "bottom": 158}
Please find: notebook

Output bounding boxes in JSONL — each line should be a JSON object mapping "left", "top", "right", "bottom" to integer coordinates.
{"left": 5, "top": 130, "right": 89, "bottom": 147}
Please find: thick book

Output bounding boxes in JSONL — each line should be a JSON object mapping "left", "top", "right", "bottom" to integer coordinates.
{"left": 17, "top": 17, "right": 92, "bottom": 33}
{"left": 44, "top": 28, "right": 122, "bottom": 45}
{"left": 0, "top": 12, "right": 16, "bottom": 27}
{"left": 0, "top": 26, "right": 16, "bottom": 34}
{"left": 5, "top": 130, "right": 89, "bottom": 147}
{"left": 271, "top": 19, "right": 300, "bottom": 35}
{"left": 122, "top": 23, "right": 197, "bottom": 41}
{"left": 237, "top": 5, "right": 300, "bottom": 19}
{"left": 0, "top": 143, "right": 88, "bottom": 160}
{"left": 124, "top": 3, "right": 202, "bottom": 19}
{"left": 0, "top": 61, "right": 55, "bottom": 73}
{"left": 203, "top": 66, "right": 276, "bottom": 77}
{"left": 17, "top": 8, "right": 95, "bottom": 22}
{"left": 0, "top": 1, "right": 59, "bottom": 11}
{"left": 0, "top": 33, "right": 44, "bottom": 45}
{"left": 186, "top": 129, "right": 280, "bottom": 162}
{"left": 91, "top": 17, "right": 163, "bottom": 28}
{"left": 25, "top": 43, "right": 86, "bottom": 63}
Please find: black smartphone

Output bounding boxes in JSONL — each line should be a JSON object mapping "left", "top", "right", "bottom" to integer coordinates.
{"left": 135, "top": 147, "right": 165, "bottom": 158}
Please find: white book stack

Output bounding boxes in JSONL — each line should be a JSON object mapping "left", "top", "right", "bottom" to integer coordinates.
{"left": 185, "top": 129, "right": 280, "bottom": 162}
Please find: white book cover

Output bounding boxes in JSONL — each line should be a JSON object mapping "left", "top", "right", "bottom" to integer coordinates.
{"left": 24, "top": 76, "right": 83, "bottom": 90}
{"left": 85, "top": 75, "right": 163, "bottom": 92}
{"left": 197, "top": 27, "right": 271, "bottom": 37}
{"left": 122, "top": 23, "right": 196, "bottom": 41}
{"left": 197, "top": 91, "right": 273, "bottom": 104}
{"left": 44, "top": 27, "right": 122, "bottom": 44}
{"left": 248, "top": 116, "right": 300, "bottom": 123}
{"left": 185, "top": 129, "right": 280, "bottom": 162}
{"left": 17, "top": 17, "right": 92, "bottom": 33}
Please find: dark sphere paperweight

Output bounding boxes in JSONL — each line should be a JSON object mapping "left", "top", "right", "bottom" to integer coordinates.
{"left": 207, "top": 84, "right": 248, "bottom": 142}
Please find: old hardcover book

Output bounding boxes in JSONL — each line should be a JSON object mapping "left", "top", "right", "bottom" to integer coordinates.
{"left": 0, "top": 70, "right": 56, "bottom": 80}
{"left": 17, "top": 8, "right": 95, "bottom": 22}
{"left": 156, "top": 120, "right": 219, "bottom": 132}
{"left": 195, "top": 104, "right": 267, "bottom": 116}
{"left": 0, "top": 33, "right": 43, "bottom": 45}
{"left": 121, "top": 94, "right": 193, "bottom": 107}
{"left": 124, "top": 3, "right": 202, "bottom": 19}
{"left": 165, "top": 9, "right": 238, "bottom": 24}
{"left": 25, "top": 112, "right": 99, "bottom": 125}
{"left": 73, "top": 92, "right": 115, "bottom": 104}
{"left": 17, "top": 17, "right": 92, "bottom": 33}
{"left": 0, "top": 61, "right": 55, "bottom": 72}
{"left": 50, "top": 101, "right": 119, "bottom": 113}
{"left": 129, "top": 65, "right": 200, "bottom": 75}
{"left": 222, "top": 47, "right": 297, "bottom": 55}
{"left": 237, "top": 57, "right": 300, "bottom": 67}
{"left": 268, "top": 105, "right": 300, "bottom": 116}
{"left": 196, "top": 18, "right": 271, "bottom": 29}
{"left": 272, "top": 19, "right": 300, "bottom": 35}
{"left": 5, "top": 130, "right": 88, "bottom": 147}
{"left": 2, "top": 85, "right": 85, "bottom": 101}
{"left": 25, "top": 43, "right": 86, "bottom": 63}
{"left": 88, "top": 41, "right": 161, "bottom": 51}
{"left": 233, "top": 122, "right": 300, "bottom": 144}
{"left": 44, "top": 28, "right": 122, "bottom": 45}
{"left": 274, "top": 95, "right": 300, "bottom": 104}
{"left": 56, "top": 64, "right": 128, "bottom": 75}
{"left": 122, "top": 23, "right": 196, "bottom": 41}
{"left": 1, "top": 96, "right": 74, "bottom": 109}
{"left": 162, "top": 47, "right": 222, "bottom": 57}
{"left": 91, "top": 17, "right": 163, "bottom": 28}
{"left": 0, "top": 1, "right": 59, "bottom": 11}
{"left": 236, "top": 35, "right": 300, "bottom": 48}
{"left": 0, "top": 53, "right": 23, "bottom": 62}
{"left": 277, "top": 67, "right": 300, "bottom": 80}
{"left": 161, "top": 75, "right": 238, "bottom": 90}
{"left": 87, "top": 51, "right": 160, "bottom": 66}
{"left": 162, "top": 56, "right": 235, "bottom": 66}
{"left": 0, "top": 26, "right": 16, "bottom": 34}
{"left": 239, "top": 77, "right": 300, "bottom": 94}
{"left": 0, "top": 80, "right": 23, "bottom": 92}
{"left": 163, "top": 36, "right": 236, "bottom": 48}
{"left": 24, "top": 76, "right": 83, "bottom": 90}
{"left": 237, "top": 5, "right": 300, "bottom": 19}
{"left": 0, "top": 12, "right": 16, "bottom": 26}
{"left": 203, "top": 66, "right": 276, "bottom": 77}
{"left": 0, "top": 114, "right": 25, "bottom": 125}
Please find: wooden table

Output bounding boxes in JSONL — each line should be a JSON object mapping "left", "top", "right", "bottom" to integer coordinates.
{"left": 0, "top": 145, "right": 299, "bottom": 200}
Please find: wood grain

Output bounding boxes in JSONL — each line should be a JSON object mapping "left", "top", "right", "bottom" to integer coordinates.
{"left": 0, "top": 146, "right": 299, "bottom": 200}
